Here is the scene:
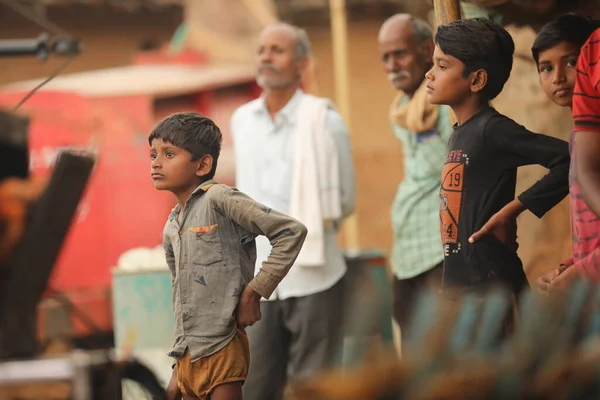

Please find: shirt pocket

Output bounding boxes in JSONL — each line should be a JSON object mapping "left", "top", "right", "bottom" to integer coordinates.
{"left": 192, "top": 228, "right": 225, "bottom": 266}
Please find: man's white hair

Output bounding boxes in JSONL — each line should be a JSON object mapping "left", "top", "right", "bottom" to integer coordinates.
{"left": 268, "top": 23, "right": 312, "bottom": 59}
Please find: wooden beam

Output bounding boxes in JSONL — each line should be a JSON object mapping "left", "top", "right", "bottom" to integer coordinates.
{"left": 329, "top": 0, "right": 359, "bottom": 250}
{"left": 433, "top": 0, "right": 463, "bottom": 25}
{"left": 240, "top": 0, "right": 278, "bottom": 27}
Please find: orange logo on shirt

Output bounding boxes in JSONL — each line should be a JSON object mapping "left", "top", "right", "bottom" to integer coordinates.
{"left": 189, "top": 224, "right": 218, "bottom": 233}
{"left": 440, "top": 162, "right": 464, "bottom": 246}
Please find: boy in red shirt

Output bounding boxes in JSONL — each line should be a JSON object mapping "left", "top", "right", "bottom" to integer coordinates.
{"left": 532, "top": 15, "right": 600, "bottom": 289}
{"left": 532, "top": 17, "right": 600, "bottom": 289}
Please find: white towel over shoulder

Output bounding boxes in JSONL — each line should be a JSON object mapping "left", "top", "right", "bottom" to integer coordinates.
{"left": 289, "top": 94, "right": 342, "bottom": 267}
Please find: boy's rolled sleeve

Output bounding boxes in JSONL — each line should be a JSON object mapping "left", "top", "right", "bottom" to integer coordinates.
{"left": 248, "top": 272, "right": 280, "bottom": 300}
{"left": 218, "top": 187, "right": 308, "bottom": 299}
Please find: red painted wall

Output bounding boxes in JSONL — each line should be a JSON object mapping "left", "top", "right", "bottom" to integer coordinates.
{"left": 0, "top": 82, "right": 258, "bottom": 337}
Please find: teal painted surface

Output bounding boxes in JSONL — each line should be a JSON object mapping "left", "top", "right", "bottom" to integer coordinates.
{"left": 334, "top": 249, "right": 393, "bottom": 369}
{"left": 111, "top": 252, "right": 394, "bottom": 364}
{"left": 112, "top": 270, "right": 174, "bottom": 350}
{"left": 169, "top": 22, "right": 188, "bottom": 53}
{"left": 371, "top": 265, "right": 394, "bottom": 344}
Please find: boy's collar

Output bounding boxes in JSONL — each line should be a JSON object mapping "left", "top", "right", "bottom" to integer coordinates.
{"left": 171, "top": 179, "right": 218, "bottom": 214}
{"left": 453, "top": 105, "right": 494, "bottom": 128}
{"left": 191, "top": 179, "right": 217, "bottom": 196}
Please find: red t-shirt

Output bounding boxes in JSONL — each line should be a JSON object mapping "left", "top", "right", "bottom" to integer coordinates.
{"left": 573, "top": 28, "right": 600, "bottom": 134}
{"left": 571, "top": 28, "right": 600, "bottom": 278}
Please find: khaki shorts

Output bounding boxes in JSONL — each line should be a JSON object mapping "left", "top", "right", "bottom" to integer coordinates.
{"left": 176, "top": 329, "right": 250, "bottom": 399}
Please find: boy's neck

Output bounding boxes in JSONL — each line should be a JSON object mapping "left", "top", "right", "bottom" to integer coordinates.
{"left": 452, "top": 97, "right": 489, "bottom": 126}
{"left": 175, "top": 179, "right": 209, "bottom": 209}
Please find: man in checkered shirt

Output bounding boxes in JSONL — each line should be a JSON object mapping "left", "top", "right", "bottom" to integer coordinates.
{"left": 378, "top": 14, "right": 453, "bottom": 350}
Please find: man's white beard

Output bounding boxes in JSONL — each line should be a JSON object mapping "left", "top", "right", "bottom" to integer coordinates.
{"left": 256, "top": 75, "right": 299, "bottom": 91}
{"left": 387, "top": 70, "right": 412, "bottom": 84}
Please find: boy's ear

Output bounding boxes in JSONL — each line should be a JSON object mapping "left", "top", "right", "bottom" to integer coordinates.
{"left": 196, "top": 154, "right": 214, "bottom": 177}
{"left": 470, "top": 69, "right": 488, "bottom": 94}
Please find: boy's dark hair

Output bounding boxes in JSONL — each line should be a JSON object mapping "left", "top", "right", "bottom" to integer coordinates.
{"left": 531, "top": 13, "right": 600, "bottom": 65}
{"left": 148, "top": 112, "right": 222, "bottom": 179}
{"left": 435, "top": 18, "right": 515, "bottom": 101}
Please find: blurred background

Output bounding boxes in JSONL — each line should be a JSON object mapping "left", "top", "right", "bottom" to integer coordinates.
{"left": 1, "top": 0, "right": 599, "bottom": 394}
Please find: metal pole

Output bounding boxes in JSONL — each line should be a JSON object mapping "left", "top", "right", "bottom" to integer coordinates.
{"left": 329, "top": 0, "right": 359, "bottom": 250}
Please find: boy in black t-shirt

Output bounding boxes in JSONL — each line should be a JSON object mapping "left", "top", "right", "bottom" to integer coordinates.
{"left": 425, "top": 18, "right": 570, "bottom": 294}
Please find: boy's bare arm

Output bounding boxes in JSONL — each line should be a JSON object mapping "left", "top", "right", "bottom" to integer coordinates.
{"left": 575, "top": 132, "right": 600, "bottom": 218}
{"left": 572, "top": 28, "right": 600, "bottom": 217}
{"left": 218, "top": 187, "right": 308, "bottom": 299}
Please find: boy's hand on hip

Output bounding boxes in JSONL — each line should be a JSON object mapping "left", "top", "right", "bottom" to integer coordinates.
{"left": 469, "top": 211, "right": 516, "bottom": 246}
{"left": 237, "top": 286, "right": 262, "bottom": 328}
{"left": 469, "top": 199, "right": 525, "bottom": 248}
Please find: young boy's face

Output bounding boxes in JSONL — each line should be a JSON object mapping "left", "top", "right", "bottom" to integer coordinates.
{"left": 425, "top": 45, "right": 472, "bottom": 106}
{"left": 537, "top": 41, "right": 580, "bottom": 108}
{"left": 150, "top": 138, "right": 201, "bottom": 193}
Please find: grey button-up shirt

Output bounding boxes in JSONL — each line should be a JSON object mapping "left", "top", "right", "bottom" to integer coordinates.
{"left": 163, "top": 180, "right": 307, "bottom": 361}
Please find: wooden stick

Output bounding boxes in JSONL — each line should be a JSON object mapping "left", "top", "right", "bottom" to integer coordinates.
{"left": 329, "top": 0, "right": 360, "bottom": 250}
{"left": 301, "top": 57, "right": 321, "bottom": 96}
{"left": 433, "top": 0, "right": 463, "bottom": 25}
{"left": 432, "top": 0, "right": 462, "bottom": 127}
{"left": 240, "top": 0, "right": 278, "bottom": 28}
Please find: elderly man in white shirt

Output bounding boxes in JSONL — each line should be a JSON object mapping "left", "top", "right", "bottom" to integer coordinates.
{"left": 231, "top": 23, "right": 356, "bottom": 400}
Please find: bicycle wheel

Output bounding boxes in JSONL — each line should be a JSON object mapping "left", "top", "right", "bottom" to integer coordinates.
{"left": 118, "top": 359, "right": 167, "bottom": 400}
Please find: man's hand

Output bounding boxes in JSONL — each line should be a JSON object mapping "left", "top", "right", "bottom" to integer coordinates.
{"left": 236, "top": 286, "right": 262, "bottom": 328}
{"left": 469, "top": 199, "right": 526, "bottom": 247}
{"left": 167, "top": 365, "right": 181, "bottom": 400}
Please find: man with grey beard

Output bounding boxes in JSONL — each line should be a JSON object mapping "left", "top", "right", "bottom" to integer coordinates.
{"left": 231, "top": 23, "right": 355, "bottom": 400}
{"left": 378, "top": 14, "right": 453, "bottom": 352}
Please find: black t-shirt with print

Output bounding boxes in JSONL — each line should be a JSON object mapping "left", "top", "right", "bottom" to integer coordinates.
{"left": 440, "top": 107, "right": 569, "bottom": 293}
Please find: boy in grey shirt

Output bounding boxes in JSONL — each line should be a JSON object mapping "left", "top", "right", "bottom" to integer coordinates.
{"left": 149, "top": 112, "right": 307, "bottom": 400}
